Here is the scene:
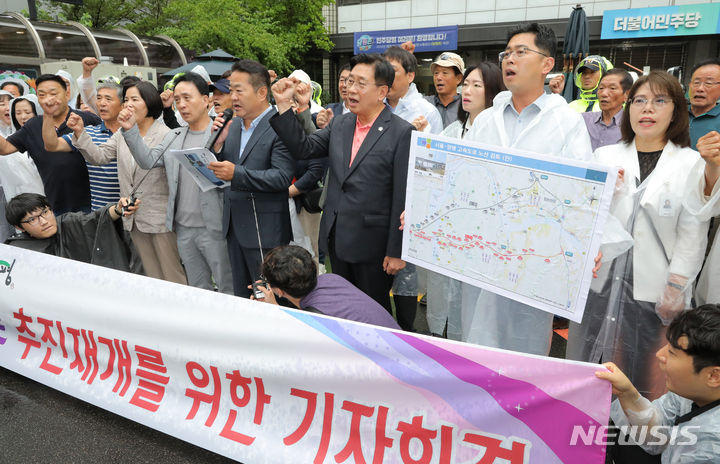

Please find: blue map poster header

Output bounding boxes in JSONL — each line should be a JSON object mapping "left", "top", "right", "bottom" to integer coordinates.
{"left": 354, "top": 26, "right": 458, "bottom": 54}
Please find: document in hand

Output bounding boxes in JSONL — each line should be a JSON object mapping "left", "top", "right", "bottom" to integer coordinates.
{"left": 403, "top": 132, "right": 618, "bottom": 323}
{"left": 168, "top": 148, "right": 230, "bottom": 192}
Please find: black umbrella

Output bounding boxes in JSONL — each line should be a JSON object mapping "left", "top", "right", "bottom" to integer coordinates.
{"left": 561, "top": 4, "right": 589, "bottom": 103}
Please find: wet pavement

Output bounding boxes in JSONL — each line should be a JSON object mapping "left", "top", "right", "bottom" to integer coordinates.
{"left": 0, "top": 366, "right": 237, "bottom": 463}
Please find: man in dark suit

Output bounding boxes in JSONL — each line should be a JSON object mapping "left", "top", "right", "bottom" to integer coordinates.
{"left": 208, "top": 60, "right": 295, "bottom": 297}
{"left": 270, "top": 54, "right": 412, "bottom": 312}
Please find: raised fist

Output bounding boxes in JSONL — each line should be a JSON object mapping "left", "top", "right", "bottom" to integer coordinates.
{"left": 81, "top": 57, "right": 99, "bottom": 77}
{"left": 66, "top": 112, "right": 85, "bottom": 135}
{"left": 316, "top": 107, "right": 334, "bottom": 129}
{"left": 160, "top": 89, "right": 174, "bottom": 109}
{"left": 117, "top": 107, "right": 137, "bottom": 131}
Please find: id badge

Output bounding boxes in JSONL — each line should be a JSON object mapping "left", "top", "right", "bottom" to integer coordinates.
{"left": 658, "top": 192, "right": 675, "bottom": 217}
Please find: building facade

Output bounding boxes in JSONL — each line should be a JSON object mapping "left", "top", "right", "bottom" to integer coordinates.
{"left": 321, "top": 0, "right": 720, "bottom": 102}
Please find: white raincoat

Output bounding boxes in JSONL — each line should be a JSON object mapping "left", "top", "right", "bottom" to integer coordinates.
{"left": 425, "top": 119, "right": 470, "bottom": 339}
{"left": 393, "top": 83, "right": 444, "bottom": 136}
{"left": 55, "top": 70, "right": 79, "bottom": 109}
{"left": 461, "top": 90, "right": 592, "bottom": 355}
{"left": 610, "top": 392, "right": 720, "bottom": 463}
{"left": 568, "top": 141, "right": 708, "bottom": 398}
{"left": 684, "top": 158, "right": 720, "bottom": 306}
{"left": 0, "top": 77, "right": 31, "bottom": 97}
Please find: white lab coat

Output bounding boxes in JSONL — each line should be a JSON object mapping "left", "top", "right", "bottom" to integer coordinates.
{"left": 684, "top": 158, "right": 720, "bottom": 305}
{"left": 567, "top": 141, "right": 708, "bottom": 398}
{"left": 594, "top": 141, "right": 707, "bottom": 302}
{"left": 460, "top": 91, "right": 592, "bottom": 355}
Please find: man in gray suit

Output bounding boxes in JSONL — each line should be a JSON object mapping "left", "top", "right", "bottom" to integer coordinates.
{"left": 270, "top": 54, "right": 412, "bottom": 313}
{"left": 208, "top": 60, "right": 295, "bottom": 297}
{"left": 119, "top": 72, "right": 233, "bottom": 294}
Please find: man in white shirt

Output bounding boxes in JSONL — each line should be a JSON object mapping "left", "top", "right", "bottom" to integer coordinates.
{"left": 383, "top": 46, "right": 443, "bottom": 135}
{"left": 463, "top": 22, "right": 592, "bottom": 355}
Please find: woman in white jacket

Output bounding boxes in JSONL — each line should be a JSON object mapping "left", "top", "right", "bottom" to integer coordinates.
{"left": 567, "top": 71, "right": 709, "bottom": 399}
{"left": 425, "top": 62, "right": 505, "bottom": 339}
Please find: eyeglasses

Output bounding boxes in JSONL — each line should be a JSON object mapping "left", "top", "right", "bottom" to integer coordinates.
{"left": 690, "top": 80, "right": 719, "bottom": 89}
{"left": 498, "top": 47, "right": 549, "bottom": 62}
{"left": 21, "top": 207, "right": 52, "bottom": 225}
{"left": 345, "top": 78, "right": 383, "bottom": 91}
{"left": 630, "top": 96, "right": 671, "bottom": 108}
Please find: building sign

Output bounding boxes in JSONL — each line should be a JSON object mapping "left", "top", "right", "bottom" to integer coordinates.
{"left": 601, "top": 3, "right": 720, "bottom": 39}
{"left": 354, "top": 26, "right": 458, "bottom": 54}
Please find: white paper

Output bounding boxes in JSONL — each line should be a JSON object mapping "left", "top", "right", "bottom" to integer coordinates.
{"left": 402, "top": 132, "right": 617, "bottom": 323}
{"left": 168, "top": 147, "right": 229, "bottom": 192}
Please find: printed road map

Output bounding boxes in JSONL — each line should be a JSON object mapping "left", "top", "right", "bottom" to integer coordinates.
{"left": 403, "top": 133, "right": 617, "bottom": 322}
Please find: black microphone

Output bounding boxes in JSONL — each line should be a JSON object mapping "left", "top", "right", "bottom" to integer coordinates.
{"left": 205, "top": 108, "right": 235, "bottom": 151}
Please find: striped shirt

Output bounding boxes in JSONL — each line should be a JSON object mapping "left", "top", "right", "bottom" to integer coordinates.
{"left": 63, "top": 122, "right": 121, "bottom": 211}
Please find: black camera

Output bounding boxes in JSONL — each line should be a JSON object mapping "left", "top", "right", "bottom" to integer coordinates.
{"left": 252, "top": 279, "right": 269, "bottom": 299}
{"left": 121, "top": 195, "right": 137, "bottom": 215}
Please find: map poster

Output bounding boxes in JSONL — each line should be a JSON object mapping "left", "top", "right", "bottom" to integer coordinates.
{"left": 169, "top": 147, "right": 230, "bottom": 192}
{"left": 402, "top": 132, "right": 617, "bottom": 323}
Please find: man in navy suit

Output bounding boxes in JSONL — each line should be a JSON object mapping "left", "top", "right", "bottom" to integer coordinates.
{"left": 208, "top": 60, "right": 295, "bottom": 297}
{"left": 315, "top": 63, "right": 351, "bottom": 129}
{"left": 269, "top": 54, "right": 412, "bottom": 313}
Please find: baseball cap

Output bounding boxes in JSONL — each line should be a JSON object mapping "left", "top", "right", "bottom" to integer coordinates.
{"left": 210, "top": 78, "right": 230, "bottom": 94}
{"left": 431, "top": 52, "right": 464, "bottom": 74}
{"left": 576, "top": 55, "right": 604, "bottom": 72}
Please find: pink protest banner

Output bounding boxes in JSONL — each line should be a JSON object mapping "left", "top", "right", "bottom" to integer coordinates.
{"left": 0, "top": 244, "right": 611, "bottom": 462}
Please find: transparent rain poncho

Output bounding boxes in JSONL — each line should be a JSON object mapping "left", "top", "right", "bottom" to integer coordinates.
{"left": 683, "top": 158, "right": 720, "bottom": 306}
{"left": 568, "top": 145, "right": 709, "bottom": 399}
{"left": 610, "top": 392, "right": 720, "bottom": 463}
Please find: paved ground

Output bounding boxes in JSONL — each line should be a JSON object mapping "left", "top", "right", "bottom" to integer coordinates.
{"left": 0, "top": 366, "right": 236, "bottom": 463}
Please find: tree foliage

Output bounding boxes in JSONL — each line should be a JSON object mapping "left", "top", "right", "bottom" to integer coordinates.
{"left": 31, "top": 0, "right": 334, "bottom": 74}
{"left": 158, "top": 0, "right": 334, "bottom": 74}
{"left": 36, "top": 0, "right": 141, "bottom": 29}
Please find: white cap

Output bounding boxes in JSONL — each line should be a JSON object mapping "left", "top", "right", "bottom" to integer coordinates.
{"left": 190, "top": 65, "right": 212, "bottom": 84}
{"left": 289, "top": 69, "right": 312, "bottom": 85}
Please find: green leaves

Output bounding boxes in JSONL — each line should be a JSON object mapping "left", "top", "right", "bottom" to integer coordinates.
{"left": 157, "top": 0, "right": 334, "bottom": 74}
{"left": 30, "top": 0, "right": 334, "bottom": 74}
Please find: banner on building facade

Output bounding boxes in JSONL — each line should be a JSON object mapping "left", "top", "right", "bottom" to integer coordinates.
{"left": 354, "top": 26, "right": 458, "bottom": 54}
{"left": 0, "top": 245, "right": 610, "bottom": 463}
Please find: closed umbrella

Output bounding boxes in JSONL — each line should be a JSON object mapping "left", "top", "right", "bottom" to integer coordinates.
{"left": 561, "top": 4, "right": 589, "bottom": 103}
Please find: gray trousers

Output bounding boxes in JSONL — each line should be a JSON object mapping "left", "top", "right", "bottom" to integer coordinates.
{"left": 175, "top": 224, "right": 233, "bottom": 294}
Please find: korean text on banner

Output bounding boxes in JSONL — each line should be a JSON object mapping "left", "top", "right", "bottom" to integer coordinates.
{"left": 0, "top": 244, "right": 610, "bottom": 463}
